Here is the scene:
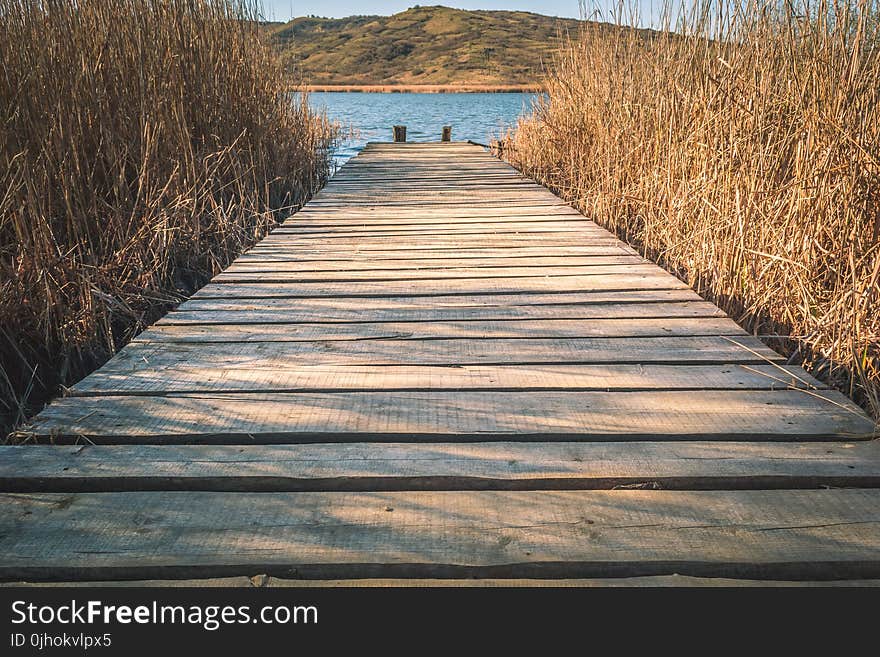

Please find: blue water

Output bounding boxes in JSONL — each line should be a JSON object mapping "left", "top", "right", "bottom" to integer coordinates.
{"left": 306, "top": 92, "right": 540, "bottom": 169}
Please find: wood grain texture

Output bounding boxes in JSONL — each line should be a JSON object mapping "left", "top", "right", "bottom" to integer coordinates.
{"left": 267, "top": 227, "right": 605, "bottom": 240}
{"left": 243, "top": 245, "right": 633, "bottom": 257}
{"left": 164, "top": 300, "right": 724, "bottom": 324}
{"left": 26, "top": 390, "right": 873, "bottom": 443}
{"left": 226, "top": 255, "right": 643, "bottom": 270}
{"left": 304, "top": 200, "right": 570, "bottom": 208}
{"left": 109, "top": 336, "right": 788, "bottom": 367}
{"left": 3, "top": 489, "right": 880, "bottom": 580}
{"left": 176, "top": 290, "right": 706, "bottom": 312}
{"left": 8, "top": 576, "right": 880, "bottom": 587}
{"left": 273, "top": 220, "right": 601, "bottom": 234}
{"left": 276, "top": 206, "right": 580, "bottom": 215}
{"left": 258, "top": 233, "right": 618, "bottom": 244}
{"left": 192, "top": 275, "right": 690, "bottom": 299}
{"left": 1, "top": 441, "right": 874, "bottom": 492}
{"left": 211, "top": 264, "right": 664, "bottom": 283}
{"left": 283, "top": 217, "right": 588, "bottom": 228}
{"left": 68, "top": 364, "right": 823, "bottom": 396}
{"left": 138, "top": 317, "right": 748, "bottom": 342}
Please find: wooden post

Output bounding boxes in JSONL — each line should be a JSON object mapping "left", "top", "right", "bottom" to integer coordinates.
{"left": 393, "top": 125, "right": 406, "bottom": 142}
{"left": 441, "top": 126, "right": 452, "bottom": 142}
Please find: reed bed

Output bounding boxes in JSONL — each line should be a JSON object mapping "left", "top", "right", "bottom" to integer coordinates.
{"left": 502, "top": 0, "right": 880, "bottom": 418}
{"left": 0, "top": 0, "right": 334, "bottom": 435}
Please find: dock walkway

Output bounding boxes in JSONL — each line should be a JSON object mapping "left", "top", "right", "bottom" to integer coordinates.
{"left": 1, "top": 142, "right": 878, "bottom": 584}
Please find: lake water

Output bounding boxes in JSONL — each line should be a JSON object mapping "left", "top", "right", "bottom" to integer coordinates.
{"left": 306, "top": 92, "right": 540, "bottom": 169}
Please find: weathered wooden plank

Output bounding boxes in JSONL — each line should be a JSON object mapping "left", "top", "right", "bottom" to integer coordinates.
{"left": 280, "top": 217, "right": 589, "bottom": 228}
{"left": 257, "top": 237, "right": 624, "bottom": 249}
{"left": 269, "top": 228, "right": 603, "bottom": 240}
{"left": 358, "top": 147, "right": 489, "bottom": 152}
{"left": 315, "top": 173, "right": 543, "bottom": 180}
{"left": 326, "top": 171, "right": 526, "bottom": 177}
{"left": 325, "top": 175, "right": 535, "bottom": 183}
{"left": 10, "top": 576, "right": 880, "bottom": 587}
{"left": 272, "top": 214, "right": 583, "bottom": 223}
{"left": 275, "top": 217, "right": 592, "bottom": 227}
{"left": 333, "top": 157, "right": 508, "bottom": 163}
{"left": 260, "top": 234, "right": 618, "bottom": 247}
{"left": 182, "top": 288, "right": 704, "bottom": 312}
{"left": 25, "top": 390, "right": 874, "bottom": 443}
{"left": 163, "top": 300, "right": 724, "bottom": 324}
{"left": 343, "top": 164, "right": 512, "bottom": 168}
{"left": 330, "top": 156, "right": 504, "bottom": 161}
{"left": 326, "top": 171, "right": 524, "bottom": 180}
{"left": 342, "top": 146, "right": 493, "bottom": 152}
{"left": 304, "top": 201, "right": 569, "bottom": 208}
{"left": 228, "top": 256, "right": 643, "bottom": 271}
{"left": 213, "top": 264, "right": 661, "bottom": 283}
{"left": 336, "top": 161, "right": 510, "bottom": 167}
{"left": 282, "top": 219, "right": 590, "bottom": 230}
{"left": 336, "top": 168, "right": 530, "bottom": 172}
{"left": 138, "top": 317, "right": 748, "bottom": 342}
{"left": 280, "top": 219, "right": 593, "bottom": 231}
{"left": 3, "top": 489, "right": 880, "bottom": 580}
{"left": 309, "top": 200, "right": 579, "bottom": 207}
{"left": 2, "top": 440, "right": 876, "bottom": 492}
{"left": 109, "top": 336, "right": 787, "bottom": 368}
{"left": 318, "top": 188, "right": 545, "bottom": 194}
{"left": 333, "top": 158, "right": 507, "bottom": 163}
{"left": 356, "top": 179, "right": 560, "bottom": 187}
{"left": 333, "top": 157, "right": 520, "bottom": 164}
{"left": 307, "top": 196, "right": 563, "bottom": 205}
{"left": 282, "top": 215, "right": 588, "bottom": 227}
{"left": 241, "top": 246, "right": 637, "bottom": 259}
{"left": 287, "top": 206, "right": 582, "bottom": 218}
{"left": 273, "top": 224, "right": 601, "bottom": 236}
{"left": 325, "top": 170, "right": 532, "bottom": 178}
{"left": 176, "top": 291, "right": 708, "bottom": 313}
{"left": 319, "top": 180, "right": 543, "bottom": 188}
{"left": 327, "top": 171, "right": 527, "bottom": 177}
{"left": 310, "top": 187, "right": 555, "bottom": 196}
{"left": 68, "top": 364, "right": 822, "bottom": 396}
{"left": 306, "top": 192, "right": 563, "bottom": 199}
{"left": 241, "top": 576, "right": 880, "bottom": 587}
{"left": 334, "top": 159, "right": 511, "bottom": 164}
{"left": 287, "top": 215, "right": 589, "bottom": 225}
{"left": 248, "top": 240, "right": 628, "bottom": 250}
{"left": 192, "top": 275, "right": 690, "bottom": 299}
{"left": 336, "top": 157, "right": 509, "bottom": 162}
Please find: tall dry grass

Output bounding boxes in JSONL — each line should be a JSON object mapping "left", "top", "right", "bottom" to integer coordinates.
{"left": 502, "top": 0, "right": 880, "bottom": 418}
{"left": 0, "top": 0, "right": 334, "bottom": 435}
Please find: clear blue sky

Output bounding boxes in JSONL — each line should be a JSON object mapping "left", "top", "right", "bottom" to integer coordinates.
{"left": 264, "top": 1, "right": 585, "bottom": 21}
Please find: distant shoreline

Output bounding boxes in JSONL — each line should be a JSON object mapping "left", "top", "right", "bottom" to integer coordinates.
{"left": 301, "top": 84, "right": 544, "bottom": 94}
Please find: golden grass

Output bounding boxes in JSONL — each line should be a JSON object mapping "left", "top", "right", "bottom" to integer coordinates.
{"left": 0, "top": 0, "right": 335, "bottom": 434}
{"left": 501, "top": 0, "right": 880, "bottom": 418}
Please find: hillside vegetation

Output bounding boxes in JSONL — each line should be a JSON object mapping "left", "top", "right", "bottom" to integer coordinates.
{"left": 502, "top": 1, "right": 880, "bottom": 418}
{"left": 269, "top": 5, "right": 583, "bottom": 86}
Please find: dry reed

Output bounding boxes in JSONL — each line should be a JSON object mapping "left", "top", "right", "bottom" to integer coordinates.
{"left": 502, "top": 0, "right": 880, "bottom": 418}
{"left": 0, "top": 0, "right": 335, "bottom": 435}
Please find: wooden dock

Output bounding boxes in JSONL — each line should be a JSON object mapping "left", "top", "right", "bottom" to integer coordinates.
{"left": 1, "top": 142, "right": 878, "bottom": 585}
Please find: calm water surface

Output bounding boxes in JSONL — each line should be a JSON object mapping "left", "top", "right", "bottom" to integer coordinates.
{"left": 306, "top": 92, "right": 540, "bottom": 169}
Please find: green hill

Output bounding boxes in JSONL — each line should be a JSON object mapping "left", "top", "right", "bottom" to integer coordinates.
{"left": 268, "top": 5, "right": 584, "bottom": 87}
